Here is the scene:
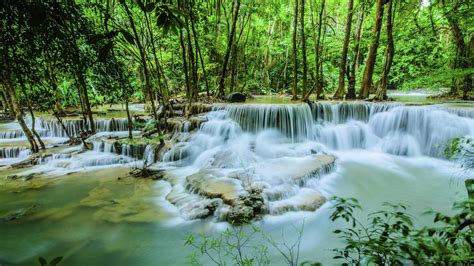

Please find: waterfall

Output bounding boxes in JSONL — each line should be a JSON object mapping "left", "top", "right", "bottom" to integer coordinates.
{"left": 310, "top": 102, "right": 398, "bottom": 123}
{"left": 39, "top": 118, "right": 132, "bottom": 138}
{"left": 0, "top": 147, "right": 31, "bottom": 158}
{"left": 214, "top": 104, "right": 314, "bottom": 141}
{"left": 163, "top": 103, "right": 474, "bottom": 161}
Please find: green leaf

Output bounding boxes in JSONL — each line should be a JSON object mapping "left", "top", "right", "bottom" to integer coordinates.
{"left": 49, "top": 256, "right": 63, "bottom": 266}
{"left": 120, "top": 30, "right": 135, "bottom": 45}
{"left": 39, "top": 257, "right": 47, "bottom": 266}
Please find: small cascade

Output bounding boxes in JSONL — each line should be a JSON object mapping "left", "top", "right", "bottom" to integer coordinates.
{"left": 121, "top": 143, "right": 149, "bottom": 160}
{"left": 0, "top": 147, "right": 31, "bottom": 158}
{"left": 215, "top": 104, "right": 314, "bottom": 141}
{"left": 310, "top": 102, "right": 397, "bottom": 123}
{"left": 39, "top": 118, "right": 132, "bottom": 138}
{"left": 0, "top": 130, "right": 25, "bottom": 139}
{"left": 368, "top": 106, "right": 474, "bottom": 157}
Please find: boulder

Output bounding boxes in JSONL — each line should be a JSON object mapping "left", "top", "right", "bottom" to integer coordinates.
{"left": 226, "top": 92, "right": 246, "bottom": 103}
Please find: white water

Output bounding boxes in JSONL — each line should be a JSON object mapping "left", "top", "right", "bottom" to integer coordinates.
{"left": 1, "top": 102, "right": 472, "bottom": 265}
{"left": 158, "top": 103, "right": 472, "bottom": 224}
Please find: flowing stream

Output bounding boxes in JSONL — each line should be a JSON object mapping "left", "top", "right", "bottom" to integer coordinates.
{"left": 0, "top": 102, "right": 471, "bottom": 265}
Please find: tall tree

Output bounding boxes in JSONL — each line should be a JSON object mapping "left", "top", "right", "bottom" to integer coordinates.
{"left": 217, "top": 0, "right": 241, "bottom": 98}
{"left": 300, "top": 0, "right": 308, "bottom": 99}
{"left": 374, "top": 0, "right": 395, "bottom": 101}
{"left": 291, "top": 0, "right": 299, "bottom": 100}
{"left": 440, "top": 0, "right": 472, "bottom": 99}
{"left": 359, "top": 0, "right": 385, "bottom": 99}
{"left": 333, "top": 0, "right": 354, "bottom": 99}
{"left": 346, "top": 3, "right": 365, "bottom": 99}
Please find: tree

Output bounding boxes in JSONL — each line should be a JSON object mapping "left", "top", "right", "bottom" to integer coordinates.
{"left": 359, "top": 0, "right": 385, "bottom": 99}
{"left": 300, "top": 0, "right": 308, "bottom": 100}
{"left": 439, "top": 0, "right": 472, "bottom": 99}
{"left": 346, "top": 3, "right": 366, "bottom": 100}
{"left": 217, "top": 0, "right": 241, "bottom": 98}
{"left": 333, "top": 0, "right": 354, "bottom": 100}
{"left": 374, "top": 0, "right": 395, "bottom": 101}
{"left": 291, "top": 0, "right": 299, "bottom": 100}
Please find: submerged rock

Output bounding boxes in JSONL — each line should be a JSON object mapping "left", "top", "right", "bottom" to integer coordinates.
{"left": 1, "top": 204, "right": 38, "bottom": 222}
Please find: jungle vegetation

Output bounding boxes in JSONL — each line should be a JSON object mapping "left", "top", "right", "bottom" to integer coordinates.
{"left": 0, "top": 0, "right": 473, "bottom": 152}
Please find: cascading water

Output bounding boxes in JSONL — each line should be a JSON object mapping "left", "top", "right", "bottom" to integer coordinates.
{"left": 1, "top": 102, "right": 472, "bottom": 265}
{"left": 159, "top": 102, "right": 473, "bottom": 222}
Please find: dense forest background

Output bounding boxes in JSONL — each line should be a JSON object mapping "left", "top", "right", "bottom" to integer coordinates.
{"left": 1, "top": 0, "right": 473, "bottom": 126}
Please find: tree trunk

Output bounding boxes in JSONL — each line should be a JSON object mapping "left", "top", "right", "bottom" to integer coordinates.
{"left": 76, "top": 70, "right": 96, "bottom": 133}
{"left": 334, "top": 0, "right": 354, "bottom": 100}
{"left": 300, "top": 0, "right": 308, "bottom": 99}
{"left": 440, "top": 0, "right": 469, "bottom": 98}
{"left": 217, "top": 0, "right": 241, "bottom": 98}
{"left": 125, "top": 100, "right": 133, "bottom": 139}
{"left": 189, "top": 0, "right": 210, "bottom": 98}
{"left": 347, "top": 5, "right": 365, "bottom": 100}
{"left": 1, "top": 47, "right": 38, "bottom": 153}
{"left": 359, "top": 0, "right": 385, "bottom": 99}
{"left": 179, "top": 28, "right": 191, "bottom": 104}
{"left": 314, "top": 0, "right": 326, "bottom": 100}
{"left": 20, "top": 84, "right": 46, "bottom": 150}
{"left": 1, "top": 87, "right": 15, "bottom": 118}
{"left": 374, "top": 0, "right": 394, "bottom": 101}
{"left": 122, "top": 0, "right": 163, "bottom": 145}
{"left": 291, "top": 0, "right": 299, "bottom": 100}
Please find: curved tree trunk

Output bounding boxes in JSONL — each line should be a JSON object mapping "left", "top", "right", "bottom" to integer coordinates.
{"left": 374, "top": 0, "right": 395, "bottom": 101}
{"left": 359, "top": 0, "right": 385, "bottom": 99}
{"left": 333, "top": 0, "right": 354, "bottom": 100}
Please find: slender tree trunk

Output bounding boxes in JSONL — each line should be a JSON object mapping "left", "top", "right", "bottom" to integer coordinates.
{"left": 183, "top": 3, "right": 198, "bottom": 98}
{"left": 230, "top": 43, "right": 238, "bottom": 92}
{"left": 291, "top": 0, "right": 299, "bottom": 100}
{"left": 125, "top": 100, "right": 133, "bottom": 139}
{"left": 334, "top": 0, "right": 354, "bottom": 100}
{"left": 1, "top": 47, "right": 38, "bottom": 153}
{"left": 314, "top": 0, "right": 325, "bottom": 100}
{"left": 375, "top": 0, "right": 394, "bottom": 101}
{"left": 217, "top": 0, "right": 241, "bottom": 98}
{"left": 347, "top": 5, "right": 365, "bottom": 100}
{"left": 189, "top": 0, "right": 210, "bottom": 98}
{"left": 144, "top": 11, "right": 167, "bottom": 102}
{"left": 300, "top": 0, "right": 308, "bottom": 99}
{"left": 359, "top": 0, "right": 385, "bottom": 99}
{"left": 122, "top": 1, "right": 163, "bottom": 145}
{"left": 20, "top": 84, "right": 46, "bottom": 150}
{"left": 76, "top": 70, "right": 96, "bottom": 133}
{"left": 1, "top": 87, "right": 15, "bottom": 118}
{"left": 179, "top": 28, "right": 191, "bottom": 104}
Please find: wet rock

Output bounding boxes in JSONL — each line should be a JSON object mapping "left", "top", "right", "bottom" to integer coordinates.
{"left": 1, "top": 204, "right": 38, "bottom": 222}
{"left": 226, "top": 92, "right": 246, "bottom": 103}
{"left": 271, "top": 189, "right": 326, "bottom": 215}
{"left": 6, "top": 175, "right": 19, "bottom": 180}
{"left": 227, "top": 205, "right": 254, "bottom": 224}
{"left": 225, "top": 188, "right": 266, "bottom": 224}
{"left": 186, "top": 170, "right": 245, "bottom": 204}
{"left": 23, "top": 173, "right": 35, "bottom": 181}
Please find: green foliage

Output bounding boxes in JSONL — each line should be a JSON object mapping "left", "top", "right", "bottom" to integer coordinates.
{"left": 38, "top": 256, "right": 63, "bottom": 266}
{"left": 330, "top": 197, "right": 473, "bottom": 265}
{"left": 185, "top": 225, "right": 271, "bottom": 266}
